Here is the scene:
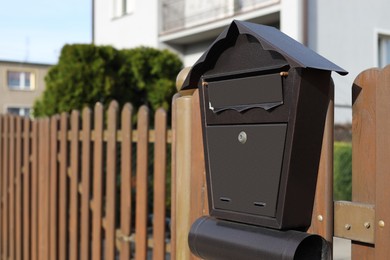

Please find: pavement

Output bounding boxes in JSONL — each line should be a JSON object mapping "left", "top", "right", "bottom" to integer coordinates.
{"left": 333, "top": 237, "right": 351, "bottom": 260}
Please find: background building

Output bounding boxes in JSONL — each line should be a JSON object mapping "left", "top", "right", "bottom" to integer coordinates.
{"left": 0, "top": 60, "right": 50, "bottom": 117}
{"left": 93, "top": 0, "right": 390, "bottom": 123}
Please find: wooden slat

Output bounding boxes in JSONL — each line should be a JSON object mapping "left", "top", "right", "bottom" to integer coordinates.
{"left": 31, "top": 120, "right": 39, "bottom": 260}
{"left": 174, "top": 95, "right": 193, "bottom": 260}
{"left": 375, "top": 65, "right": 390, "bottom": 259}
{"left": 120, "top": 103, "right": 133, "bottom": 260}
{"left": 49, "top": 115, "right": 59, "bottom": 260}
{"left": 92, "top": 103, "right": 104, "bottom": 260}
{"left": 38, "top": 118, "right": 50, "bottom": 260}
{"left": 351, "top": 68, "right": 379, "bottom": 259}
{"left": 152, "top": 108, "right": 167, "bottom": 260}
{"left": 191, "top": 90, "right": 208, "bottom": 218}
{"left": 189, "top": 90, "right": 208, "bottom": 260}
{"left": 308, "top": 85, "right": 334, "bottom": 243}
{"left": 1, "top": 116, "right": 8, "bottom": 260}
{"left": 170, "top": 94, "right": 180, "bottom": 260}
{"left": 15, "top": 117, "right": 22, "bottom": 260}
{"left": 0, "top": 116, "right": 2, "bottom": 259}
{"left": 70, "top": 111, "right": 80, "bottom": 260}
{"left": 106, "top": 101, "right": 118, "bottom": 260}
{"left": 23, "top": 117, "right": 31, "bottom": 260}
{"left": 80, "top": 107, "right": 92, "bottom": 260}
{"left": 8, "top": 115, "right": 15, "bottom": 259}
{"left": 58, "top": 113, "right": 69, "bottom": 260}
{"left": 135, "top": 106, "right": 149, "bottom": 260}
{"left": 9, "top": 116, "right": 15, "bottom": 260}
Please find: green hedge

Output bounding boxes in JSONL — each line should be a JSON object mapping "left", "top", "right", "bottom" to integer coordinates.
{"left": 334, "top": 142, "right": 352, "bottom": 201}
{"left": 33, "top": 44, "right": 183, "bottom": 118}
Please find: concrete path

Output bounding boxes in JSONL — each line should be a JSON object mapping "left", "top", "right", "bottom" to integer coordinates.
{"left": 333, "top": 237, "right": 351, "bottom": 260}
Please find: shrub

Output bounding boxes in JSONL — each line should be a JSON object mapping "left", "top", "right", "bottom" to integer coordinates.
{"left": 334, "top": 142, "right": 352, "bottom": 201}
{"left": 33, "top": 44, "right": 183, "bottom": 118}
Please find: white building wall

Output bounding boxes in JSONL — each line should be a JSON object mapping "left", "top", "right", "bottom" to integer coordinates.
{"left": 308, "top": 0, "right": 390, "bottom": 123}
{"left": 280, "top": 0, "right": 304, "bottom": 43}
{"left": 94, "top": 0, "right": 159, "bottom": 49}
{"left": 93, "top": 0, "right": 390, "bottom": 123}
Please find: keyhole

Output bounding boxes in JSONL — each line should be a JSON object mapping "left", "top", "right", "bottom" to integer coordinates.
{"left": 238, "top": 131, "right": 247, "bottom": 144}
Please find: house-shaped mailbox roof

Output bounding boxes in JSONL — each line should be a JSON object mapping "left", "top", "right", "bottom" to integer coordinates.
{"left": 181, "top": 20, "right": 348, "bottom": 90}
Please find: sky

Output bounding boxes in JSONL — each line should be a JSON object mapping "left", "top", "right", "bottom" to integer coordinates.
{"left": 0, "top": 0, "right": 92, "bottom": 65}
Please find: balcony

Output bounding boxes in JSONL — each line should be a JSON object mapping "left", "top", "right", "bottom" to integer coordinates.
{"left": 161, "top": 0, "right": 280, "bottom": 34}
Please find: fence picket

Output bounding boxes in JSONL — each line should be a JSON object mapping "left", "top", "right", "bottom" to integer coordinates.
{"left": 31, "top": 120, "right": 39, "bottom": 260}
{"left": 81, "top": 108, "right": 92, "bottom": 260}
{"left": 106, "top": 101, "right": 118, "bottom": 260}
{"left": 39, "top": 118, "right": 50, "bottom": 260}
{"left": 49, "top": 116, "right": 59, "bottom": 260}
{"left": 58, "top": 113, "right": 69, "bottom": 260}
{"left": 375, "top": 65, "right": 390, "bottom": 258}
{"left": 152, "top": 108, "right": 167, "bottom": 260}
{"left": 351, "top": 69, "right": 379, "bottom": 259}
{"left": 15, "top": 117, "right": 22, "bottom": 260}
{"left": 23, "top": 117, "right": 31, "bottom": 260}
{"left": 70, "top": 111, "right": 80, "bottom": 260}
{"left": 135, "top": 106, "right": 149, "bottom": 260}
{"left": 120, "top": 103, "right": 133, "bottom": 260}
{"left": 1, "top": 116, "right": 9, "bottom": 260}
{"left": 0, "top": 115, "right": 2, "bottom": 259}
{"left": 92, "top": 103, "right": 104, "bottom": 260}
{"left": 9, "top": 116, "right": 15, "bottom": 260}
{"left": 0, "top": 116, "right": 3, "bottom": 259}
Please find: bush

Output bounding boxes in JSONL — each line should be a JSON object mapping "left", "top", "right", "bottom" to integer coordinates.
{"left": 33, "top": 44, "right": 183, "bottom": 118}
{"left": 334, "top": 142, "right": 352, "bottom": 201}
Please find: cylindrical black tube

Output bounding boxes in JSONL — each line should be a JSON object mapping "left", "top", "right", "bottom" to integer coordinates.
{"left": 188, "top": 217, "right": 330, "bottom": 260}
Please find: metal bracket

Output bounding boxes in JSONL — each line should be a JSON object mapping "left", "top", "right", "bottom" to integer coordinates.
{"left": 334, "top": 201, "right": 375, "bottom": 244}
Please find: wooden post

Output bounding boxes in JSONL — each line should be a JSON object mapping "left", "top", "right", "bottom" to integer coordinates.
{"left": 308, "top": 84, "right": 334, "bottom": 244}
{"left": 172, "top": 94, "right": 193, "bottom": 260}
{"left": 351, "top": 68, "right": 379, "bottom": 259}
{"left": 374, "top": 65, "right": 390, "bottom": 258}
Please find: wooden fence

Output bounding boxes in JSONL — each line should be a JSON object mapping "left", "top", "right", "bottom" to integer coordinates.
{"left": 171, "top": 65, "right": 390, "bottom": 260}
{"left": 0, "top": 101, "right": 171, "bottom": 260}
{"left": 2, "top": 65, "right": 390, "bottom": 260}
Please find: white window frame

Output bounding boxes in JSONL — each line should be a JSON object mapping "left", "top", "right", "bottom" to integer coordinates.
{"left": 112, "top": 0, "right": 134, "bottom": 18}
{"left": 6, "top": 106, "right": 32, "bottom": 117}
{"left": 374, "top": 29, "right": 390, "bottom": 68}
{"left": 6, "top": 70, "right": 36, "bottom": 91}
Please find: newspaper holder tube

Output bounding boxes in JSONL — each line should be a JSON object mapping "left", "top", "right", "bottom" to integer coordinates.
{"left": 189, "top": 217, "right": 330, "bottom": 260}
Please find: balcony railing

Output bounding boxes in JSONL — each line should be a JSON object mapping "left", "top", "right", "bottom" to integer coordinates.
{"left": 161, "top": 0, "right": 279, "bottom": 34}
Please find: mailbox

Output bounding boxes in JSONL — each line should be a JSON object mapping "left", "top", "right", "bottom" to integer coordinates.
{"left": 181, "top": 20, "right": 348, "bottom": 230}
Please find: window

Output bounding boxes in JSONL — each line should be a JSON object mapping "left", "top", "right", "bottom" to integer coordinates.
{"left": 378, "top": 34, "right": 390, "bottom": 68}
{"left": 7, "top": 107, "right": 32, "bottom": 117}
{"left": 113, "top": 0, "right": 134, "bottom": 18}
{"left": 7, "top": 71, "right": 35, "bottom": 90}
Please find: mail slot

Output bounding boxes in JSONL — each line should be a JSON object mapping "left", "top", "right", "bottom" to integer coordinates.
{"left": 181, "top": 20, "right": 347, "bottom": 230}
{"left": 207, "top": 73, "right": 283, "bottom": 113}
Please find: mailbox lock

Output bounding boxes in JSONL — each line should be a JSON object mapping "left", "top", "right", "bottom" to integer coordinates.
{"left": 238, "top": 131, "right": 247, "bottom": 144}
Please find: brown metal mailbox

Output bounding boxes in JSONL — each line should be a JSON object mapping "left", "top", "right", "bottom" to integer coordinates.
{"left": 181, "top": 20, "right": 347, "bottom": 230}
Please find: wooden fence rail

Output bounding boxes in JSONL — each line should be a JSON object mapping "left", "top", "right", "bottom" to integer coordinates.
{"left": 0, "top": 101, "right": 171, "bottom": 260}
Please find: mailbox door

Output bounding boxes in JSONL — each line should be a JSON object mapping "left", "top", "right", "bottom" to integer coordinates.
{"left": 206, "top": 124, "right": 287, "bottom": 217}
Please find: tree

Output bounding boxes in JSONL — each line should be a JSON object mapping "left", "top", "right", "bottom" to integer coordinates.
{"left": 33, "top": 44, "right": 183, "bottom": 117}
